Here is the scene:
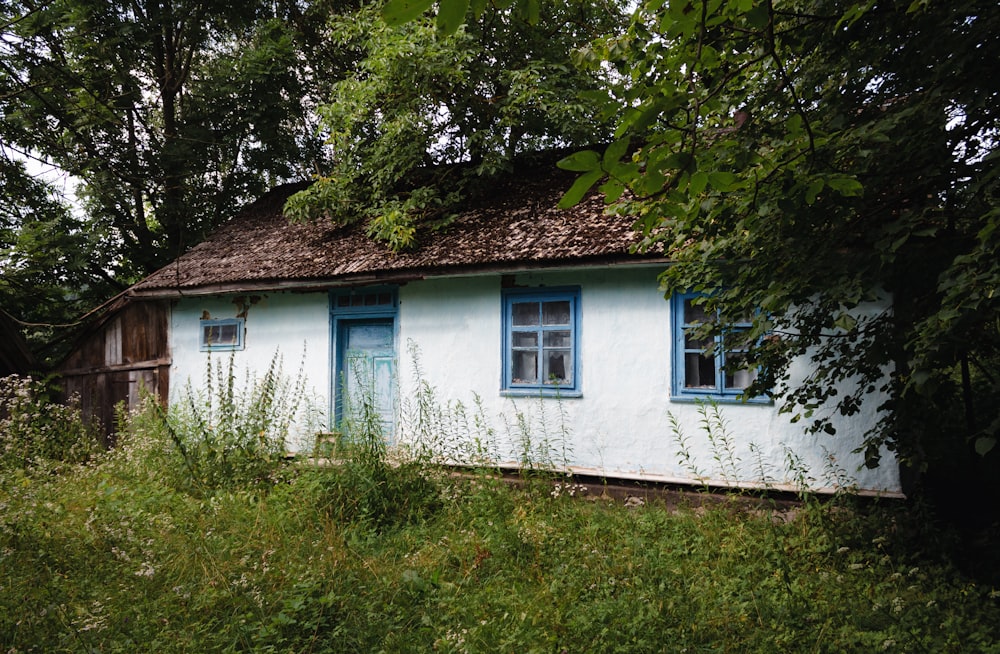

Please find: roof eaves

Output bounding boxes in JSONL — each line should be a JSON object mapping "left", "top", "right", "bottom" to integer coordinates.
{"left": 127, "top": 255, "right": 673, "bottom": 299}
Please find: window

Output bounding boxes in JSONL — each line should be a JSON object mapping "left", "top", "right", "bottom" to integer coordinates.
{"left": 671, "top": 293, "right": 762, "bottom": 401}
{"left": 502, "top": 288, "right": 580, "bottom": 395}
{"left": 200, "top": 318, "right": 244, "bottom": 351}
{"left": 332, "top": 289, "right": 396, "bottom": 312}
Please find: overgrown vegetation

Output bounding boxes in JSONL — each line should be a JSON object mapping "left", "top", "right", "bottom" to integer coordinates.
{"left": 2, "top": 371, "right": 999, "bottom": 652}
{"left": 162, "top": 352, "right": 318, "bottom": 494}
{"left": 0, "top": 375, "right": 100, "bottom": 471}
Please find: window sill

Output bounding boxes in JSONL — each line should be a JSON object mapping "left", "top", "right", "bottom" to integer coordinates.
{"left": 670, "top": 393, "right": 771, "bottom": 405}
{"left": 501, "top": 388, "right": 582, "bottom": 399}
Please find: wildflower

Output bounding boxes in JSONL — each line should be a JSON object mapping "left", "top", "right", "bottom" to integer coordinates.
{"left": 134, "top": 562, "right": 155, "bottom": 578}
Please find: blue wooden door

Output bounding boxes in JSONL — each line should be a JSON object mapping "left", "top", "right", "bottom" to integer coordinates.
{"left": 338, "top": 319, "right": 395, "bottom": 440}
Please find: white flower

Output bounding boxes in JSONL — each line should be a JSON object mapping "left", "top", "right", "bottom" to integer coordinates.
{"left": 134, "top": 562, "right": 155, "bottom": 578}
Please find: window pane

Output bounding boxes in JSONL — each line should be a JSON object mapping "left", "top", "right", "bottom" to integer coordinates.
{"left": 542, "top": 301, "right": 571, "bottom": 326}
{"left": 683, "top": 298, "right": 709, "bottom": 325}
{"left": 684, "top": 333, "right": 710, "bottom": 350}
{"left": 347, "top": 323, "right": 393, "bottom": 349}
{"left": 513, "top": 332, "right": 538, "bottom": 348}
{"left": 724, "top": 352, "right": 758, "bottom": 390}
{"left": 204, "top": 323, "right": 238, "bottom": 346}
{"left": 543, "top": 350, "right": 571, "bottom": 384}
{"left": 512, "top": 302, "right": 540, "bottom": 326}
{"left": 543, "top": 330, "right": 571, "bottom": 347}
{"left": 512, "top": 351, "right": 538, "bottom": 384}
{"left": 684, "top": 352, "right": 716, "bottom": 389}
{"left": 220, "top": 324, "right": 237, "bottom": 344}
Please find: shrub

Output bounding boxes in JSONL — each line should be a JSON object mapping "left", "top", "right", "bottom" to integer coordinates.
{"left": 0, "top": 374, "right": 100, "bottom": 471}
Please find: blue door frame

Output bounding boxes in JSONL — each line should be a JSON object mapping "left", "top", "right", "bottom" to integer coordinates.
{"left": 330, "top": 289, "right": 398, "bottom": 441}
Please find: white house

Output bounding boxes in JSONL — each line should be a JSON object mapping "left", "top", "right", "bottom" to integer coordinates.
{"left": 123, "top": 169, "right": 902, "bottom": 496}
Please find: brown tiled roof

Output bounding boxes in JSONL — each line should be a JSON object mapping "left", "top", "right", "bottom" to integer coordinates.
{"left": 130, "top": 168, "right": 661, "bottom": 297}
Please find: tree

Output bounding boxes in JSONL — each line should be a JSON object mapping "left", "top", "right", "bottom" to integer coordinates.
{"left": 569, "top": 0, "right": 999, "bottom": 472}
{"left": 384, "top": 0, "right": 999, "bottom": 475}
{"left": 284, "top": 0, "right": 629, "bottom": 250}
{"left": 0, "top": 0, "right": 339, "bottom": 280}
{"left": 0, "top": 153, "right": 114, "bottom": 361}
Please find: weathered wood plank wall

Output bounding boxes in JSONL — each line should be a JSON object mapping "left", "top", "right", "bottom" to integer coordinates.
{"left": 57, "top": 300, "right": 170, "bottom": 445}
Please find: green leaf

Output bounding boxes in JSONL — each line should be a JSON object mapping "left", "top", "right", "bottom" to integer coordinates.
{"left": 522, "top": 0, "right": 540, "bottom": 25}
{"left": 381, "top": 0, "right": 435, "bottom": 26}
{"left": 745, "top": 3, "right": 770, "bottom": 29}
{"left": 436, "top": 0, "right": 470, "bottom": 33}
{"left": 433, "top": 0, "right": 466, "bottom": 33}
{"left": 836, "top": 0, "right": 875, "bottom": 29}
{"left": 558, "top": 169, "right": 604, "bottom": 208}
{"left": 557, "top": 150, "right": 601, "bottom": 173}
{"left": 655, "top": 150, "right": 694, "bottom": 172}
{"left": 689, "top": 171, "right": 708, "bottom": 196}
{"left": 640, "top": 169, "right": 667, "bottom": 196}
{"left": 975, "top": 436, "right": 996, "bottom": 457}
{"left": 805, "top": 178, "right": 824, "bottom": 204}
{"left": 603, "top": 137, "right": 631, "bottom": 170}
{"left": 833, "top": 313, "right": 857, "bottom": 332}
{"left": 601, "top": 177, "right": 626, "bottom": 203}
{"left": 785, "top": 113, "right": 803, "bottom": 136}
{"left": 469, "top": 0, "right": 488, "bottom": 18}
{"left": 826, "top": 176, "right": 864, "bottom": 197}
{"left": 708, "top": 171, "right": 737, "bottom": 192}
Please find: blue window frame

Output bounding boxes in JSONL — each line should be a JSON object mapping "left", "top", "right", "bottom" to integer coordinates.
{"left": 200, "top": 318, "right": 244, "bottom": 352}
{"left": 502, "top": 288, "right": 580, "bottom": 395}
{"left": 671, "top": 292, "right": 763, "bottom": 401}
{"left": 331, "top": 288, "right": 398, "bottom": 313}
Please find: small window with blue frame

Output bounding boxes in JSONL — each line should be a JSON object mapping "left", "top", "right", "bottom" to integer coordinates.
{"left": 502, "top": 288, "right": 580, "bottom": 395}
{"left": 671, "top": 292, "right": 764, "bottom": 401}
{"left": 200, "top": 318, "right": 245, "bottom": 352}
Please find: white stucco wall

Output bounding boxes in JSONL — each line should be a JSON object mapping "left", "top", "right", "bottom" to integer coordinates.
{"left": 166, "top": 269, "right": 902, "bottom": 495}
{"left": 168, "top": 292, "right": 332, "bottom": 452}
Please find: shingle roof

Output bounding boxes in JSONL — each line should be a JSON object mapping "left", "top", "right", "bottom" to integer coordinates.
{"left": 129, "top": 166, "right": 661, "bottom": 297}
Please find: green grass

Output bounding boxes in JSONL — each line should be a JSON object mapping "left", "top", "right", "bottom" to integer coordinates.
{"left": 2, "top": 376, "right": 999, "bottom": 653}
{"left": 3, "top": 442, "right": 1000, "bottom": 652}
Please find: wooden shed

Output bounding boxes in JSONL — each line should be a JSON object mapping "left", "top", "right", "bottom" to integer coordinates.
{"left": 56, "top": 298, "right": 171, "bottom": 444}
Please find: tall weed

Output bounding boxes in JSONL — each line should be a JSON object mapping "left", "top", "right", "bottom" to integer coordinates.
{"left": 164, "top": 351, "right": 316, "bottom": 493}
{"left": 315, "top": 355, "right": 440, "bottom": 532}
